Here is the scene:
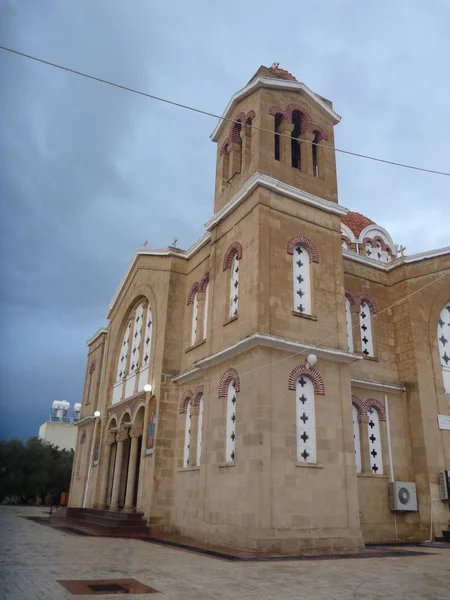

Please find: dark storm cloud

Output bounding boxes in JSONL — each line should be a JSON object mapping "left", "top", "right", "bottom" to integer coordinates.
{"left": 1, "top": 0, "right": 449, "bottom": 438}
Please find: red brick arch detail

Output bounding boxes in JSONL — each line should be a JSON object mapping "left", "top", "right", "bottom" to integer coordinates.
{"left": 288, "top": 364, "right": 325, "bottom": 395}
{"left": 284, "top": 104, "right": 313, "bottom": 132}
{"left": 179, "top": 390, "right": 194, "bottom": 414}
{"left": 192, "top": 384, "right": 204, "bottom": 407}
{"left": 312, "top": 125, "right": 328, "bottom": 142}
{"left": 358, "top": 294, "right": 378, "bottom": 315}
{"left": 218, "top": 368, "right": 241, "bottom": 398}
{"left": 187, "top": 282, "right": 200, "bottom": 306}
{"left": 199, "top": 273, "right": 209, "bottom": 293}
{"left": 268, "top": 106, "right": 287, "bottom": 125}
{"left": 345, "top": 290, "right": 358, "bottom": 305}
{"left": 341, "top": 235, "right": 352, "bottom": 247}
{"left": 351, "top": 395, "right": 365, "bottom": 415}
{"left": 80, "top": 430, "right": 87, "bottom": 444}
{"left": 220, "top": 110, "right": 256, "bottom": 155}
{"left": 223, "top": 242, "right": 243, "bottom": 271}
{"left": 89, "top": 361, "right": 96, "bottom": 375}
{"left": 287, "top": 236, "right": 319, "bottom": 264}
{"left": 364, "top": 398, "right": 386, "bottom": 422}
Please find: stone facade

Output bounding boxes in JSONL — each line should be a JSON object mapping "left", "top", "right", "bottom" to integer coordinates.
{"left": 69, "top": 64, "right": 450, "bottom": 553}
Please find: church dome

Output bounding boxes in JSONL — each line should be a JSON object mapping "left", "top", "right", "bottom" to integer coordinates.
{"left": 341, "top": 211, "right": 375, "bottom": 238}
{"left": 341, "top": 211, "right": 396, "bottom": 264}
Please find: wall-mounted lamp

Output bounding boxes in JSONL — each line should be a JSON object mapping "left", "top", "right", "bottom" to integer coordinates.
{"left": 94, "top": 410, "right": 101, "bottom": 418}
{"left": 144, "top": 384, "right": 153, "bottom": 394}
{"left": 306, "top": 354, "right": 317, "bottom": 368}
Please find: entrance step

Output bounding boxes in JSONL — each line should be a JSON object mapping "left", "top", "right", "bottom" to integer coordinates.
{"left": 66, "top": 508, "right": 150, "bottom": 534}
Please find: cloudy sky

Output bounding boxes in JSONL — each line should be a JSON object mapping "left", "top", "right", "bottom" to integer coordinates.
{"left": 1, "top": 0, "right": 449, "bottom": 439}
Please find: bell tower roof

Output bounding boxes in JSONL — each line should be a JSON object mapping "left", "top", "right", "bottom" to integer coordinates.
{"left": 210, "top": 64, "right": 341, "bottom": 142}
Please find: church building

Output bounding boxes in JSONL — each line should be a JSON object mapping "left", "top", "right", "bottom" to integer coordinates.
{"left": 69, "top": 64, "right": 450, "bottom": 553}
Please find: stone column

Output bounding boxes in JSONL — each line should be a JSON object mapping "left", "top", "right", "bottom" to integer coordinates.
{"left": 123, "top": 433, "right": 140, "bottom": 512}
{"left": 358, "top": 415, "right": 371, "bottom": 473}
{"left": 278, "top": 121, "right": 294, "bottom": 165}
{"left": 109, "top": 434, "right": 125, "bottom": 511}
{"left": 299, "top": 131, "right": 315, "bottom": 175}
{"left": 96, "top": 441, "right": 113, "bottom": 509}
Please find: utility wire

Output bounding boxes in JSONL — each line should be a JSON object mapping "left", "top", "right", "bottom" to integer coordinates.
{"left": 2, "top": 44, "right": 450, "bottom": 178}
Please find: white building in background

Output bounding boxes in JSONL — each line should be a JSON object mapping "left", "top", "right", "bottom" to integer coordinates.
{"left": 38, "top": 401, "right": 81, "bottom": 451}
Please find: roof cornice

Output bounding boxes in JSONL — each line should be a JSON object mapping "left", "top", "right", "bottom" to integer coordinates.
{"left": 86, "top": 328, "right": 108, "bottom": 346}
{"left": 173, "top": 332, "right": 361, "bottom": 385}
{"left": 343, "top": 245, "right": 450, "bottom": 272}
{"left": 205, "top": 172, "right": 347, "bottom": 231}
{"left": 351, "top": 377, "right": 406, "bottom": 394}
{"left": 211, "top": 76, "right": 341, "bottom": 142}
{"left": 107, "top": 233, "right": 211, "bottom": 318}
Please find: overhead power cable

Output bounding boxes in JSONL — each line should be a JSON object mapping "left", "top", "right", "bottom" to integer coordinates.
{"left": 1, "top": 44, "right": 450, "bottom": 177}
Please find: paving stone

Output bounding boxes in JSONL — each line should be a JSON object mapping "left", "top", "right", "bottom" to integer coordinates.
{"left": 0, "top": 507, "right": 448, "bottom": 600}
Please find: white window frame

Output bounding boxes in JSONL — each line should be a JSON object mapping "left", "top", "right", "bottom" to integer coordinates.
{"left": 296, "top": 376, "right": 316, "bottom": 464}
{"left": 292, "top": 244, "right": 312, "bottom": 315}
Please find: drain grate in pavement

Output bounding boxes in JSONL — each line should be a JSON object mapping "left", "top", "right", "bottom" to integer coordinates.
{"left": 58, "top": 579, "right": 159, "bottom": 595}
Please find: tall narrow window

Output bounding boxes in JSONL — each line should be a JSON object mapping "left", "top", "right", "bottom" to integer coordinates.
{"left": 296, "top": 376, "right": 316, "bottom": 463}
{"left": 138, "top": 306, "right": 153, "bottom": 390}
{"left": 345, "top": 297, "right": 354, "bottom": 352}
{"left": 203, "top": 283, "right": 209, "bottom": 340}
{"left": 293, "top": 244, "right": 311, "bottom": 315}
{"left": 223, "top": 243, "right": 243, "bottom": 320}
{"left": 226, "top": 380, "right": 237, "bottom": 462}
{"left": 291, "top": 110, "right": 302, "bottom": 169}
{"left": 112, "top": 320, "right": 131, "bottom": 404}
{"left": 229, "top": 255, "right": 239, "bottom": 318}
{"left": 196, "top": 395, "right": 204, "bottom": 467}
{"left": 312, "top": 132, "right": 320, "bottom": 177}
{"left": 183, "top": 400, "right": 192, "bottom": 467}
{"left": 125, "top": 303, "right": 144, "bottom": 397}
{"left": 365, "top": 242, "right": 373, "bottom": 258}
{"left": 438, "top": 302, "right": 450, "bottom": 393}
{"left": 352, "top": 404, "right": 362, "bottom": 473}
{"left": 367, "top": 407, "right": 383, "bottom": 474}
{"left": 359, "top": 301, "right": 374, "bottom": 357}
{"left": 274, "top": 113, "right": 283, "bottom": 161}
{"left": 191, "top": 291, "right": 199, "bottom": 345}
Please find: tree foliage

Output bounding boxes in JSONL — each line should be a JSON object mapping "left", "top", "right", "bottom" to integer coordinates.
{"left": 0, "top": 437, "right": 74, "bottom": 504}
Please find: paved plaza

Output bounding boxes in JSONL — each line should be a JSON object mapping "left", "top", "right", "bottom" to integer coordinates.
{"left": 0, "top": 507, "right": 449, "bottom": 600}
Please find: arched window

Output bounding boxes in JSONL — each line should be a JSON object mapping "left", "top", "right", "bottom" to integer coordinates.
{"left": 438, "top": 302, "right": 450, "bottom": 393}
{"left": 367, "top": 407, "right": 383, "bottom": 474}
{"left": 226, "top": 380, "right": 237, "bottom": 462}
{"left": 296, "top": 376, "right": 316, "bottom": 463}
{"left": 288, "top": 237, "right": 319, "bottom": 316}
{"left": 291, "top": 110, "right": 302, "bottom": 169}
{"left": 191, "top": 291, "right": 199, "bottom": 345}
{"left": 293, "top": 245, "right": 311, "bottom": 314}
{"left": 345, "top": 297, "right": 354, "bottom": 352}
{"left": 274, "top": 113, "right": 283, "bottom": 161}
{"left": 365, "top": 241, "right": 373, "bottom": 258}
{"left": 218, "top": 368, "right": 241, "bottom": 463}
{"left": 289, "top": 363, "right": 325, "bottom": 465}
{"left": 223, "top": 243, "right": 243, "bottom": 320}
{"left": 352, "top": 404, "right": 362, "bottom": 473}
{"left": 138, "top": 307, "right": 153, "bottom": 389}
{"left": 183, "top": 399, "right": 192, "bottom": 467}
{"left": 359, "top": 300, "right": 374, "bottom": 357}
{"left": 203, "top": 283, "right": 209, "bottom": 340}
{"left": 196, "top": 394, "right": 204, "bottom": 467}
{"left": 312, "top": 131, "right": 320, "bottom": 177}
{"left": 112, "top": 302, "right": 153, "bottom": 404}
{"left": 179, "top": 391, "right": 193, "bottom": 467}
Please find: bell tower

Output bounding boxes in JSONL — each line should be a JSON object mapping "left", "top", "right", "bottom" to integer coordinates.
{"left": 211, "top": 63, "right": 341, "bottom": 213}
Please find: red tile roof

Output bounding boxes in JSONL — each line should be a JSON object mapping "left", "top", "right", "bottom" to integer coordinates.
{"left": 269, "top": 62, "right": 297, "bottom": 81}
{"left": 342, "top": 211, "right": 376, "bottom": 238}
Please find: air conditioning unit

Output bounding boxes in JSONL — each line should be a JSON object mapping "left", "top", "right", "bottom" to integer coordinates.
{"left": 439, "top": 471, "right": 449, "bottom": 501}
{"left": 389, "top": 482, "right": 418, "bottom": 512}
